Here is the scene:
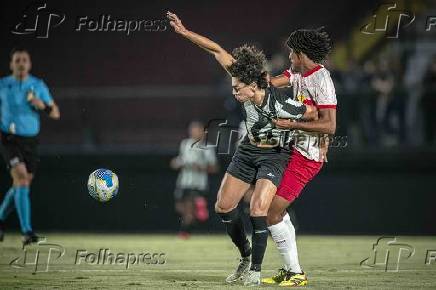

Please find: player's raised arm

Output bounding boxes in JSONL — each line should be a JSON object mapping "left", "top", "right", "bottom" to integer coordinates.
{"left": 167, "top": 11, "right": 234, "bottom": 74}
{"left": 270, "top": 74, "right": 290, "bottom": 88}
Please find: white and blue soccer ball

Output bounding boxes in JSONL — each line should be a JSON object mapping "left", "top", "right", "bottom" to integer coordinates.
{"left": 87, "top": 169, "right": 119, "bottom": 202}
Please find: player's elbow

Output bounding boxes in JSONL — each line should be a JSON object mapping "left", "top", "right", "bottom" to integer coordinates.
{"left": 303, "top": 105, "right": 318, "bottom": 121}
{"left": 326, "top": 123, "right": 336, "bottom": 135}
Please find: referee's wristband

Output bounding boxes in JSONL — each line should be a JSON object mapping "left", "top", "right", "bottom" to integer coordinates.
{"left": 43, "top": 105, "right": 53, "bottom": 114}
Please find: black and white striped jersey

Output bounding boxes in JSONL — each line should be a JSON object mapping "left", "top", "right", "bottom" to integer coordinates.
{"left": 242, "top": 86, "right": 306, "bottom": 146}
{"left": 175, "top": 138, "right": 217, "bottom": 190}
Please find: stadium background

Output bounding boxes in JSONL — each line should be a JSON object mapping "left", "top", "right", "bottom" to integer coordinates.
{"left": 0, "top": 0, "right": 435, "bottom": 235}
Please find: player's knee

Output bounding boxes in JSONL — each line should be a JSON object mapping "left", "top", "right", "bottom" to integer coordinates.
{"left": 266, "top": 211, "right": 283, "bottom": 226}
{"left": 13, "top": 167, "right": 29, "bottom": 186}
{"left": 250, "top": 202, "right": 268, "bottom": 217}
{"left": 27, "top": 174, "right": 34, "bottom": 184}
{"left": 14, "top": 177, "right": 29, "bottom": 186}
{"left": 214, "top": 200, "right": 234, "bottom": 214}
{"left": 249, "top": 198, "right": 269, "bottom": 217}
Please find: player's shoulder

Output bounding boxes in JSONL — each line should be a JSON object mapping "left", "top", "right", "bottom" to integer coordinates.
{"left": 0, "top": 75, "right": 13, "bottom": 85}
{"left": 319, "top": 66, "right": 333, "bottom": 80}
{"left": 311, "top": 66, "right": 335, "bottom": 89}
{"left": 268, "top": 86, "right": 289, "bottom": 102}
{"left": 308, "top": 65, "right": 332, "bottom": 80}
{"left": 181, "top": 138, "right": 197, "bottom": 148}
{"left": 28, "top": 75, "right": 48, "bottom": 87}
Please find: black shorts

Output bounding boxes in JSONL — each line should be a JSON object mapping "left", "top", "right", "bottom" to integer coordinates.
{"left": 226, "top": 142, "right": 291, "bottom": 187}
{"left": 174, "top": 188, "right": 205, "bottom": 201}
{"left": 0, "top": 131, "right": 39, "bottom": 174}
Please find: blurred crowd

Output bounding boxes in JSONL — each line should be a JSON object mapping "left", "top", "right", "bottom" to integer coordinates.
{"left": 329, "top": 55, "right": 436, "bottom": 147}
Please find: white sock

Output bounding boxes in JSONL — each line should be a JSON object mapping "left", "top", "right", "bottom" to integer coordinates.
{"left": 268, "top": 221, "right": 293, "bottom": 271}
{"left": 282, "top": 213, "right": 302, "bottom": 273}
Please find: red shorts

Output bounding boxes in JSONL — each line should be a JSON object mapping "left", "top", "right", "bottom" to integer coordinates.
{"left": 276, "top": 149, "right": 323, "bottom": 203}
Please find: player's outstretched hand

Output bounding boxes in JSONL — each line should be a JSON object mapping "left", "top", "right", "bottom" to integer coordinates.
{"left": 167, "top": 11, "right": 187, "bottom": 35}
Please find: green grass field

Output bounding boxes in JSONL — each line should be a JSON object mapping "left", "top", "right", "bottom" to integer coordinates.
{"left": 1, "top": 234, "right": 435, "bottom": 289}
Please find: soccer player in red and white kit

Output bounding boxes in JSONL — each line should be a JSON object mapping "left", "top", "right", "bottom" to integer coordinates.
{"left": 263, "top": 28, "right": 337, "bottom": 287}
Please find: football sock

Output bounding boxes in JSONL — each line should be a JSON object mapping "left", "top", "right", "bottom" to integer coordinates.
{"left": 250, "top": 216, "right": 268, "bottom": 272}
{"left": 0, "top": 187, "right": 16, "bottom": 221}
{"left": 218, "top": 208, "right": 251, "bottom": 258}
{"left": 280, "top": 213, "right": 302, "bottom": 273}
{"left": 14, "top": 186, "right": 32, "bottom": 234}
{"left": 180, "top": 220, "right": 192, "bottom": 233}
{"left": 286, "top": 206, "right": 299, "bottom": 231}
{"left": 268, "top": 220, "right": 294, "bottom": 271}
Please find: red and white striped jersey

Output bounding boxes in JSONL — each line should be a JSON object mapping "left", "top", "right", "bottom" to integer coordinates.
{"left": 283, "top": 65, "right": 337, "bottom": 162}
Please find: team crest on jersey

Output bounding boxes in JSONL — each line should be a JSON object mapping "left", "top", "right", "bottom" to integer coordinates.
{"left": 297, "top": 95, "right": 306, "bottom": 103}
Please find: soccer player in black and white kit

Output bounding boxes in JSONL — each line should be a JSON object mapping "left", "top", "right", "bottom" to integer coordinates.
{"left": 170, "top": 121, "right": 218, "bottom": 238}
{"left": 167, "top": 12, "right": 317, "bottom": 285}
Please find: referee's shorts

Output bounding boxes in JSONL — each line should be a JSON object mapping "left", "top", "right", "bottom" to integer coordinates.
{"left": 0, "top": 131, "right": 39, "bottom": 174}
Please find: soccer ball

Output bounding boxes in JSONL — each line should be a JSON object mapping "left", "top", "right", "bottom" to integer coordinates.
{"left": 87, "top": 169, "right": 119, "bottom": 202}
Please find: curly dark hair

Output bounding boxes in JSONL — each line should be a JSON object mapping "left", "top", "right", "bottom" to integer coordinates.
{"left": 286, "top": 27, "right": 332, "bottom": 63}
{"left": 228, "top": 45, "right": 268, "bottom": 89}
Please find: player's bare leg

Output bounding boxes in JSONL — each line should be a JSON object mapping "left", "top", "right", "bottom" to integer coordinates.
{"left": 215, "top": 173, "right": 252, "bottom": 284}
{"left": 243, "top": 179, "right": 277, "bottom": 286}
